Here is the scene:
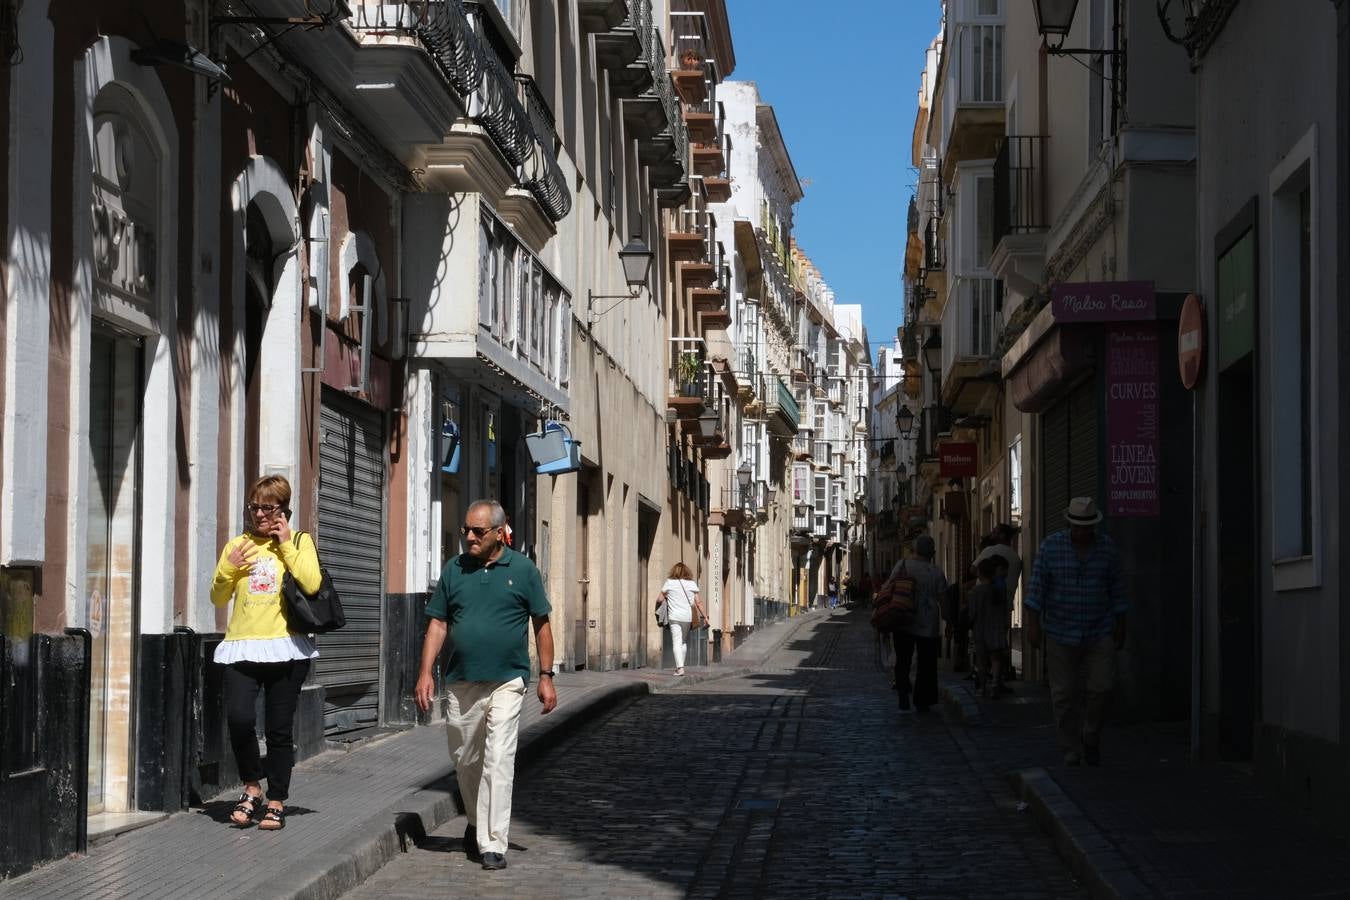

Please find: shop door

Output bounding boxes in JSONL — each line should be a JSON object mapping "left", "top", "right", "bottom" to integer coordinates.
{"left": 316, "top": 390, "right": 385, "bottom": 733}
{"left": 1217, "top": 353, "right": 1258, "bottom": 759}
{"left": 84, "top": 331, "right": 142, "bottom": 815}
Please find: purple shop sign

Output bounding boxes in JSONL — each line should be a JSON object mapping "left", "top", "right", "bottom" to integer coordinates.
{"left": 1106, "top": 325, "right": 1160, "bottom": 517}
{"left": 1051, "top": 280, "right": 1155, "bottom": 322}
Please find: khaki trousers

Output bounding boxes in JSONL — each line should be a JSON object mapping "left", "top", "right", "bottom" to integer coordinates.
{"left": 1046, "top": 637, "right": 1116, "bottom": 754}
{"left": 446, "top": 677, "right": 527, "bottom": 854}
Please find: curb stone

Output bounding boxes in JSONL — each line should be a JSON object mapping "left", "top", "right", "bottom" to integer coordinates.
{"left": 1008, "top": 767, "right": 1157, "bottom": 900}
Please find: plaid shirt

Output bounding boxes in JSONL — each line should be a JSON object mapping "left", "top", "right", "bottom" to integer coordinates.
{"left": 1024, "top": 530, "right": 1127, "bottom": 645}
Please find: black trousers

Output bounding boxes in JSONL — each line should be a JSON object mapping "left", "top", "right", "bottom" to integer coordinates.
{"left": 892, "top": 632, "right": 939, "bottom": 710}
{"left": 224, "top": 659, "right": 310, "bottom": 801}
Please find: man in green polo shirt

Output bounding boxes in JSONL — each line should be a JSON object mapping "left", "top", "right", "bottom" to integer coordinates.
{"left": 415, "top": 499, "right": 556, "bottom": 871}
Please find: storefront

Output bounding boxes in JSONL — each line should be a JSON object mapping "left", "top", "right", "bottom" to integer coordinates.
{"left": 1004, "top": 281, "right": 1193, "bottom": 718}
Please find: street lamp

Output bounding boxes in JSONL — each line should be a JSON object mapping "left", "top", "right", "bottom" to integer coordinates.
{"left": 1032, "top": 0, "right": 1123, "bottom": 57}
{"left": 895, "top": 403, "right": 915, "bottom": 437}
{"left": 737, "top": 461, "right": 754, "bottom": 507}
{"left": 1031, "top": 0, "right": 1080, "bottom": 47}
{"left": 618, "top": 240, "right": 654, "bottom": 286}
{"left": 697, "top": 406, "right": 720, "bottom": 438}
{"left": 587, "top": 239, "right": 654, "bottom": 324}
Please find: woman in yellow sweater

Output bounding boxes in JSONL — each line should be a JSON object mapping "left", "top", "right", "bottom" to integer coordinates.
{"left": 211, "top": 474, "right": 322, "bottom": 830}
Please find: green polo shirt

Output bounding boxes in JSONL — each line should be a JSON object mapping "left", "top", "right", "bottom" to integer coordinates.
{"left": 425, "top": 546, "right": 551, "bottom": 684}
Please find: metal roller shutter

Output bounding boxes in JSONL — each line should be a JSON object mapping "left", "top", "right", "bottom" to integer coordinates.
{"left": 1068, "top": 378, "right": 1099, "bottom": 502}
{"left": 1040, "top": 398, "right": 1070, "bottom": 534}
{"left": 316, "top": 390, "right": 385, "bottom": 734}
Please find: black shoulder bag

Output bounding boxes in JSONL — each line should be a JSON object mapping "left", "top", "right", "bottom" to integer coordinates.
{"left": 281, "top": 532, "right": 347, "bottom": 634}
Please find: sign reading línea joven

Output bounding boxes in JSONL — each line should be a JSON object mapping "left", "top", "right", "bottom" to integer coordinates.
{"left": 1106, "top": 325, "right": 1161, "bottom": 516}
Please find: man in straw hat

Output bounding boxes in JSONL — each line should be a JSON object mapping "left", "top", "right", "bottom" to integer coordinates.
{"left": 1023, "top": 497, "right": 1127, "bottom": 766}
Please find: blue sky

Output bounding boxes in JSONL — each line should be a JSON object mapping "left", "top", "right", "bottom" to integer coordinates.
{"left": 724, "top": 0, "right": 941, "bottom": 361}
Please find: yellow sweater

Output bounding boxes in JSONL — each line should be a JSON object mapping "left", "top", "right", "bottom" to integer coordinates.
{"left": 211, "top": 531, "right": 323, "bottom": 641}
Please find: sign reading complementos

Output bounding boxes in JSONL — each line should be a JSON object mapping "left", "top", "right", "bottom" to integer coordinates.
{"left": 1106, "top": 325, "right": 1160, "bottom": 517}
{"left": 1051, "top": 280, "right": 1155, "bottom": 322}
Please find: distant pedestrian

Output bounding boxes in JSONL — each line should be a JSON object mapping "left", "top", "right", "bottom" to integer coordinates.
{"left": 975, "top": 523, "right": 1023, "bottom": 682}
{"left": 886, "top": 535, "right": 949, "bottom": 714}
{"left": 828, "top": 576, "right": 840, "bottom": 609}
{"left": 415, "top": 499, "right": 557, "bottom": 871}
{"left": 1024, "top": 497, "right": 1128, "bottom": 766}
{"left": 856, "top": 572, "right": 875, "bottom": 605}
{"left": 968, "top": 556, "right": 1010, "bottom": 698}
{"left": 210, "top": 474, "right": 320, "bottom": 831}
{"left": 655, "top": 562, "right": 709, "bottom": 676}
{"left": 974, "top": 523, "right": 1023, "bottom": 590}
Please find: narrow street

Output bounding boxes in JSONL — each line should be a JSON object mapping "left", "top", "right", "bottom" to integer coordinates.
{"left": 344, "top": 609, "right": 1082, "bottom": 899}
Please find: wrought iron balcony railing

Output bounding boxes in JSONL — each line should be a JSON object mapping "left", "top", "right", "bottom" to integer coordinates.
{"left": 351, "top": 1, "right": 571, "bottom": 222}
{"left": 924, "top": 217, "right": 945, "bottom": 272}
{"left": 993, "top": 135, "right": 1047, "bottom": 249}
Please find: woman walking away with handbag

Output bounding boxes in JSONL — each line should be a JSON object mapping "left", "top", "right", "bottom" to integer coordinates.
{"left": 886, "top": 535, "right": 949, "bottom": 715}
{"left": 655, "top": 562, "right": 709, "bottom": 676}
{"left": 210, "top": 475, "right": 322, "bottom": 831}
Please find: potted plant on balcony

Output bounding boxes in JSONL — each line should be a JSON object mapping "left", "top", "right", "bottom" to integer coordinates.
{"left": 677, "top": 352, "right": 703, "bottom": 397}
{"left": 680, "top": 47, "right": 701, "bottom": 71}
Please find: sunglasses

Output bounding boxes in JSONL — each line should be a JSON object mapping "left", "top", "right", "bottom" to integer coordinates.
{"left": 248, "top": 503, "right": 284, "bottom": 515}
{"left": 460, "top": 525, "right": 498, "bottom": 538}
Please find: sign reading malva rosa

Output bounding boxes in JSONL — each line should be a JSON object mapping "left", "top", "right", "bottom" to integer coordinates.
{"left": 1051, "top": 280, "right": 1155, "bottom": 322}
{"left": 1106, "top": 325, "right": 1160, "bottom": 517}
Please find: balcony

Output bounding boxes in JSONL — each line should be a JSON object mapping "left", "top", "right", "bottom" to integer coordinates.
{"left": 991, "top": 135, "right": 1048, "bottom": 318}
{"left": 272, "top": 3, "right": 568, "bottom": 231}
{"left": 827, "top": 376, "right": 845, "bottom": 409}
{"left": 687, "top": 103, "right": 733, "bottom": 203}
{"left": 667, "top": 205, "right": 708, "bottom": 262}
{"left": 924, "top": 217, "right": 945, "bottom": 272}
{"left": 712, "top": 485, "right": 753, "bottom": 529}
{"left": 734, "top": 342, "right": 758, "bottom": 402}
{"left": 578, "top": 0, "right": 628, "bottom": 34}
{"left": 943, "top": 21, "right": 1005, "bottom": 180}
{"left": 359, "top": 3, "right": 570, "bottom": 224}
{"left": 696, "top": 262, "right": 732, "bottom": 332}
{"left": 792, "top": 430, "right": 813, "bottom": 461}
{"left": 940, "top": 278, "right": 1003, "bottom": 416}
{"left": 597, "top": 0, "right": 652, "bottom": 96}
{"left": 613, "top": 0, "right": 690, "bottom": 204}
{"left": 667, "top": 337, "right": 709, "bottom": 420}
{"left": 765, "top": 375, "right": 800, "bottom": 437}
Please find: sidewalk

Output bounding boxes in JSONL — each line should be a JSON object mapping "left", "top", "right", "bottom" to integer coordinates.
{"left": 938, "top": 671, "right": 1350, "bottom": 898}
{"left": 0, "top": 610, "right": 822, "bottom": 900}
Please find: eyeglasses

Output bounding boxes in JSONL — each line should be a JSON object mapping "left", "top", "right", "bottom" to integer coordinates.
{"left": 248, "top": 503, "right": 282, "bottom": 515}
{"left": 460, "top": 525, "right": 498, "bottom": 538}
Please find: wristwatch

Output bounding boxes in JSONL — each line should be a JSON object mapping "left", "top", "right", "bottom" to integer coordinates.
{"left": 540, "top": 669, "right": 556, "bottom": 678}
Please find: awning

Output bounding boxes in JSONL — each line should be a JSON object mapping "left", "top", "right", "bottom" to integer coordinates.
{"left": 1006, "top": 327, "right": 1095, "bottom": 413}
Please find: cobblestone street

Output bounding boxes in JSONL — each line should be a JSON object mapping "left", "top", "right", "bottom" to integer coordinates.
{"left": 345, "top": 609, "right": 1082, "bottom": 899}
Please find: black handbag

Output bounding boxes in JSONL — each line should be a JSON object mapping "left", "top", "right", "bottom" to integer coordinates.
{"left": 281, "top": 533, "right": 346, "bottom": 634}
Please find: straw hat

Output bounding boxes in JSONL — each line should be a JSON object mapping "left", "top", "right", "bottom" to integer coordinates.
{"left": 1064, "top": 496, "right": 1103, "bottom": 526}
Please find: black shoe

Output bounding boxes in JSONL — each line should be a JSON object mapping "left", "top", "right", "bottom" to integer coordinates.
{"left": 480, "top": 852, "right": 507, "bottom": 870}
{"left": 1084, "top": 745, "right": 1101, "bottom": 766}
{"left": 463, "top": 825, "right": 481, "bottom": 862}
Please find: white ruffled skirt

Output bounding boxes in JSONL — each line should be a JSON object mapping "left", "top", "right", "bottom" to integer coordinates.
{"left": 213, "top": 635, "right": 319, "bottom": 665}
